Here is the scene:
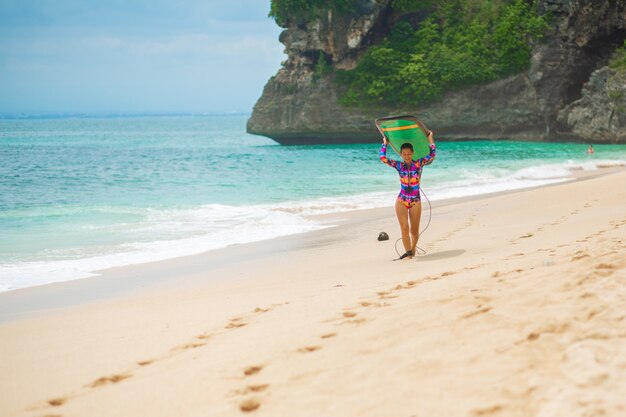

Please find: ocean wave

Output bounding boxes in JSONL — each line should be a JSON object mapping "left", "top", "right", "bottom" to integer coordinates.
{"left": 0, "top": 205, "right": 326, "bottom": 292}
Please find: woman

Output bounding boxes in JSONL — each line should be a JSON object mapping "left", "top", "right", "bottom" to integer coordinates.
{"left": 380, "top": 131, "right": 436, "bottom": 259}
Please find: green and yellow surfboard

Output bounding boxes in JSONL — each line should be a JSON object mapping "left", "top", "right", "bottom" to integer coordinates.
{"left": 375, "top": 115, "right": 431, "bottom": 161}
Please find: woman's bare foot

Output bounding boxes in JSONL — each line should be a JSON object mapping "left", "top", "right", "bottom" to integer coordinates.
{"left": 399, "top": 251, "right": 414, "bottom": 260}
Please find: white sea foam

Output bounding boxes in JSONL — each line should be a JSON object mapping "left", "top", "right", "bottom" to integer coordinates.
{"left": 0, "top": 205, "right": 326, "bottom": 292}
{"left": 513, "top": 165, "right": 572, "bottom": 179}
{"left": 425, "top": 159, "right": 625, "bottom": 201}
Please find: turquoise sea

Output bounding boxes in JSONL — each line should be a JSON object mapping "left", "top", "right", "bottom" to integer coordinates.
{"left": 1, "top": 114, "right": 625, "bottom": 292}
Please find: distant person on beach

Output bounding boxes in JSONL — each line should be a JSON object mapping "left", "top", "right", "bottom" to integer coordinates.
{"left": 380, "top": 131, "right": 436, "bottom": 260}
{"left": 587, "top": 144, "right": 595, "bottom": 154}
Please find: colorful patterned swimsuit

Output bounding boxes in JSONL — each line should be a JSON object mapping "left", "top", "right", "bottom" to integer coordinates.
{"left": 379, "top": 143, "right": 436, "bottom": 208}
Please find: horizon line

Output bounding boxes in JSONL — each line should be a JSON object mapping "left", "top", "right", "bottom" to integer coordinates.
{"left": 0, "top": 111, "right": 253, "bottom": 120}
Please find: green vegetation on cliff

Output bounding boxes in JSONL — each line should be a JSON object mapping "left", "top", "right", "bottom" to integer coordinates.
{"left": 608, "top": 41, "right": 626, "bottom": 114}
{"left": 338, "top": 0, "right": 549, "bottom": 106}
{"left": 269, "top": 0, "right": 354, "bottom": 24}
{"left": 609, "top": 41, "right": 626, "bottom": 74}
{"left": 269, "top": 0, "right": 549, "bottom": 106}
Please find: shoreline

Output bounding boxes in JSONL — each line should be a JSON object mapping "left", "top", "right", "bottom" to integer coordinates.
{"left": 1, "top": 167, "right": 625, "bottom": 417}
{"left": 0, "top": 165, "right": 623, "bottom": 324}
{"left": 2, "top": 136, "right": 625, "bottom": 297}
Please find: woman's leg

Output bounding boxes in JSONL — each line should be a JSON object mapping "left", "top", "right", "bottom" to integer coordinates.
{"left": 395, "top": 199, "right": 411, "bottom": 254}
{"left": 408, "top": 202, "right": 422, "bottom": 254}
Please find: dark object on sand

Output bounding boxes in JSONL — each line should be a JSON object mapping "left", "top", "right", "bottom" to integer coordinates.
{"left": 378, "top": 232, "right": 389, "bottom": 241}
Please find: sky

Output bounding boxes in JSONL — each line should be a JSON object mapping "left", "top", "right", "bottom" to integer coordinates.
{"left": 0, "top": 0, "right": 286, "bottom": 115}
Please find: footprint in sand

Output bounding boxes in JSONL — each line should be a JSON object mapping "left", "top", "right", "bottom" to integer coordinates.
{"left": 87, "top": 373, "right": 132, "bottom": 388}
{"left": 171, "top": 342, "right": 207, "bottom": 353}
{"left": 239, "top": 398, "right": 261, "bottom": 412}
{"left": 137, "top": 359, "right": 155, "bottom": 366}
{"left": 472, "top": 404, "right": 505, "bottom": 416}
{"left": 321, "top": 332, "right": 337, "bottom": 339}
{"left": 226, "top": 320, "right": 248, "bottom": 329}
{"left": 572, "top": 253, "right": 590, "bottom": 261}
{"left": 245, "top": 384, "right": 269, "bottom": 393}
{"left": 526, "top": 332, "right": 540, "bottom": 341}
{"left": 394, "top": 281, "right": 420, "bottom": 290}
{"left": 425, "top": 275, "right": 443, "bottom": 282}
{"left": 342, "top": 311, "right": 358, "bottom": 318}
{"left": 234, "top": 384, "right": 270, "bottom": 395}
{"left": 377, "top": 291, "right": 399, "bottom": 300}
{"left": 270, "top": 301, "right": 290, "bottom": 308}
{"left": 234, "top": 380, "right": 269, "bottom": 412}
{"left": 593, "top": 263, "right": 616, "bottom": 277}
{"left": 521, "top": 322, "right": 569, "bottom": 343}
{"left": 45, "top": 372, "right": 133, "bottom": 409}
{"left": 243, "top": 365, "right": 264, "bottom": 376}
{"left": 298, "top": 345, "right": 322, "bottom": 353}
{"left": 253, "top": 307, "right": 270, "bottom": 313}
{"left": 47, "top": 398, "right": 67, "bottom": 407}
{"left": 464, "top": 265, "right": 482, "bottom": 271}
{"left": 361, "top": 301, "right": 390, "bottom": 308}
{"left": 461, "top": 306, "right": 492, "bottom": 319}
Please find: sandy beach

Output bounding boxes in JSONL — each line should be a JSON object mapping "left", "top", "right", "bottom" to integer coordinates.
{"left": 1, "top": 168, "right": 625, "bottom": 417}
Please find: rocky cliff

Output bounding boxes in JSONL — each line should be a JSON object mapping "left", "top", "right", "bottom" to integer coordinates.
{"left": 247, "top": 0, "right": 626, "bottom": 144}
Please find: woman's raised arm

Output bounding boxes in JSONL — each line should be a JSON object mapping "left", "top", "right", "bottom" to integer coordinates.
{"left": 420, "top": 131, "right": 436, "bottom": 166}
{"left": 379, "top": 137, "right": 399, "bottom": 168}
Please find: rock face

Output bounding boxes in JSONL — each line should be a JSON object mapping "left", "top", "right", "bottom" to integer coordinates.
{"left": 247, "top": 0, "right": 626, "bottom": 144}
{"left": 557, "top": 67, "right": 626, "bottom": 142}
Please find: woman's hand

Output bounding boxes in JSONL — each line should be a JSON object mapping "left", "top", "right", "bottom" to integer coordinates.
{"left": 382, "top": 135, "right": 388, "bottom": 145}
{"left": 427, "top": 130, "right": 435, "bottom": 144}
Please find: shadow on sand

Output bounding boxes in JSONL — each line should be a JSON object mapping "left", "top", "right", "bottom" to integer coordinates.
{"left": 418, "top": 249, "right": 466, "bottom": 261}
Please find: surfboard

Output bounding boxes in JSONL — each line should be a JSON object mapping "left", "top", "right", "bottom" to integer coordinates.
{"left": 375, "top": 115, "right": 431, "bottom": 161}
